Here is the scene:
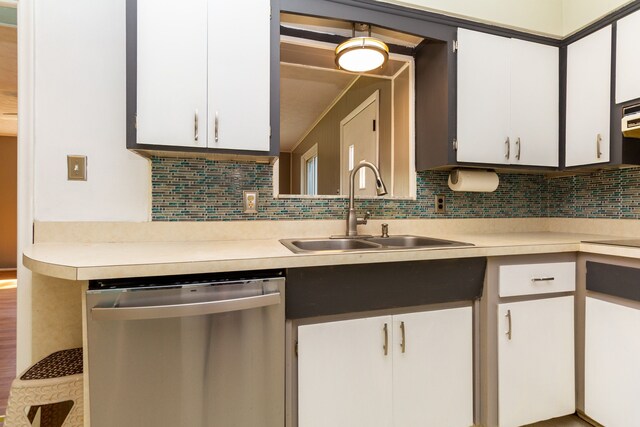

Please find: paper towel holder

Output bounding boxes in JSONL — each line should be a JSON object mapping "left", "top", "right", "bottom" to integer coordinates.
{"left": 449, "top": 168, "right": 496, "bottom": 184}
{"left": 449, "top": 169, "right": 461, "bottom": 185}
{"left": 448, "top": 168, "right": 500, "bottom": 192}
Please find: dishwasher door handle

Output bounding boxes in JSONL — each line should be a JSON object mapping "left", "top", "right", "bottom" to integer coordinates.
{"left": 91, "top": 292, "right": 281, "bottom": 321}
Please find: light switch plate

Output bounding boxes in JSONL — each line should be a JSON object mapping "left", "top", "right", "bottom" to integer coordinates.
{"left": 243, "top": 190, "right": 258, "bottom": 214}
{"left": 67, "top": 155, "right": 87, "bottom": 181}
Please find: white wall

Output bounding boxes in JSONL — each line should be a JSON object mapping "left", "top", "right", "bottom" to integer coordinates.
{"left": 563, "top": 0, "right": 634, "bottom": 36}
{"left": 376, "top": 0, "right": 564, "bottom": 37}
{"left": 17, "top": 0, "right": 151, "bottom": 370}
{"left": 377, "top": 0, "right": 635, "bottom": 38}
{"left": 33, "top": 0, "right": 150, "bottom": 222}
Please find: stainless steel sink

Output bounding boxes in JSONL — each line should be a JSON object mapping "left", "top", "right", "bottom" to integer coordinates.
{"left": 366, "top": 235, "right": 472, "bottom": 248}
{"left": 281, "top": 238, "right": 382, "bottom": 253}
{"left": 280, "top": 235, "right": 473, "bottom": 254}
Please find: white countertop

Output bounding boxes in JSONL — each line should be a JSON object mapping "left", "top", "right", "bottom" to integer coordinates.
{"left": 24, "top": 231, "right": 639, "bottom": 281}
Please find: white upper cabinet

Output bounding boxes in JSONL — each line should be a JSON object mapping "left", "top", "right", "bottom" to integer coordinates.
{"left": 457, "top": 29, "right": 510, "bottom": 165}
{"left": 457, "top": 29, "right": 559, "bottom": 167}
{"left": 509, "top": 38, "right": 559, "bottom": 167}
{"left": 136, "top": 0, "right": 208, "bottom": 148}
{"left": 566, "top": 26, "right": 611, "bottom": 167}
{"left": 208, "top": 1, "right": 271, "bottom": 151}
{"left": 136, "top": 0, "right": 270, "bottom": 152}
{"left": 616, "top": 10, "right": 640, "bottom": 104}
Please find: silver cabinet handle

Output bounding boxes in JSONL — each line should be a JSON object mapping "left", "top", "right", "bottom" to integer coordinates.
{"left": 515, "top": 137, "right": 521, "bottom": 160}
{"left": 532, "top": 277, "right": 555, "bottom": 282}
{"left": 91, "top": 292, "right": 280, "bottom": 321}
{"left": 214, "top": 111, "right": 219, "bottom": 143}
{"left": 383, "top": 323, "right": 389, "bottom": 356}
{"left": 400, "top": 321, "right": 406, "bottom": 353}
{"left": 596, "top": 133, "right": 602, "bottom": 158}
{"left": 194, "top": 109, "right": 199, "bottom": 143}
{"left": 505, "top": 137, "right": 510, "bottom": 159}
{"left": 505, "top": 309, "right": 512, "bottom": 340}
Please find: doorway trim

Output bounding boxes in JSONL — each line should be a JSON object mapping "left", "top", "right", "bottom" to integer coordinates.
{"left": 17, "top": 0, "right": 35, "bottom": 372}
{"left": 339, "top": 90, "right": 380, "bottom": 195}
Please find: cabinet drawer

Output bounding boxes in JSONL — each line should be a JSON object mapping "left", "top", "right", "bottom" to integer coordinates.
{"left": 499, "top": 262, "right": 575, "bottom": 297}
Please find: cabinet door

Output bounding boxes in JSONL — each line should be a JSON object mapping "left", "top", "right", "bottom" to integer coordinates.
{"left": 616, "top": 10, "right": 640, "bottom": 104}
{"left": 585, "top": 297, "right": 640, "bottom": 427}
{"left": 510, "top": 39, "right": 558, "bottom": 167}
{"left": 498, "top": 296, "right": 575, "bottom": 427}
{"left": 208, "top": 0, "right": 270, "bottom": 151}
{"left": 566, "top": 26, "right": 611, "bottom": 167}
{"left": 297, "top": 316, "right": 393, "bottom": 427}
{"left": 457, "top": 29, "right": 510, "bottom": 165}
{"left": 393, "top": 307, "right": 473, "bottom": 427}
{"left": 136, "top": 0, "right": 208, "bottom": 147}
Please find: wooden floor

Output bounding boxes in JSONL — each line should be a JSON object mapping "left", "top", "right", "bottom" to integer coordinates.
{"left": 0, "top": 270, "right": 17, "bottom": 418}
{"left": 526, "top": 414, "right": 594, "bottom": 426}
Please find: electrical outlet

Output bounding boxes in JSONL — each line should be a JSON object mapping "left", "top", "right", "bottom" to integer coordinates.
{"left": 435, "top": 194, "right": 446, "bottom": 213}
{"left": 243, "top": 190, "right": 258, "bottom": 214}
{"left": 67, "top": 155, "right": 87, "bottom": 181}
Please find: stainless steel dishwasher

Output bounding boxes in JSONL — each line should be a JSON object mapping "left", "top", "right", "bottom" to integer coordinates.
{"left": 85, "top": 270, "right": 285, "bottom": 427}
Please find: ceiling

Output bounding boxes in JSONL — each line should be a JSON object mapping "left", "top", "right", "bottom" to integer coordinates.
{"left": 279, "top": 14, "right": 421, "bottom": 152}
{"left": 281, "top": 13, "right": 424, "bottom": 47}
{"left": 280, "top": 63, "right": 356, "bottom": 152}
{"left": 0, "top": 10, "right": 17, "bottom": 137}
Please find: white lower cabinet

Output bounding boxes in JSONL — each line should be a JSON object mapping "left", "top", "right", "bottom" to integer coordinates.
{"left": 297, "top": 315, "right": 393, "bottom": 427}
{"left": 585, "top": 297, "right": 640, "bottom": 427}
{"left": 297, "top": 307, "right": 473, "bottom": 427}
{"left": 392, "top": 309, "right": 473, "bottom": 427}
{"left": 497, "top": 296, "right": 575, "bottom": 427}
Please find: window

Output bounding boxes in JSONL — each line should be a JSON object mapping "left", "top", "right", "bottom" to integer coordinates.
{"left": 301, "top": 144, "right": 318, "bottom": 196}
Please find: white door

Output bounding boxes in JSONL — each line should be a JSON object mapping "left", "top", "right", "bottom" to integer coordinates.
{"left": 208, "top": 0, "right": 270, "bottom": 151}
{"left": 392, "top": 307, "right": 473, "bottom": 427}
{"left": 297, "top": 316, "right": 393, "bottom": 427}
{"left": 616, "top": 10, "right": 640, "bottom": 103}
{"left": 509, "top": 39, "right": 559, "bottom": 167}
{"left": 566, "top": 26, "right": 611, "bottom": 167}
{"left": 340, "top": 93, "right": 379, "bottom": 196}
{"left": 136, "top": 0, "right": 208, "bottom": 147}
{"left": 457, "top": 29, "right": 510, "bottom": 165}
{"left": 585, "top": 297, "right": 640, "bottom": 427}
{"left": 497, "top": 296, "right": 575, "bottom": 427}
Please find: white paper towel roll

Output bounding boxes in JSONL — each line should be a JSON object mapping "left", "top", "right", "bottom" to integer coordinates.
{"left": 447, "top": 169, "right": 499, "bottom": 192}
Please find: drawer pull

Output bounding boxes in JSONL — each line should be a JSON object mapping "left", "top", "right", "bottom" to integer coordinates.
{"left": 194, "top": 109, "right": 199, "bottom": 143}
{"left": 214, "top": 111, "right": 219, "bottom": 143}
{"left": 532, "top": 277, "right": 555, "bottom": 282}
{"left": 383, "top": 323, "right": 388, "bottom": 356}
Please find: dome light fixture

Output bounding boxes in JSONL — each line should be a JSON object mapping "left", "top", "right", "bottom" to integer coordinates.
{"left": 335, "top": 23, "right": 389, "bottom": 73}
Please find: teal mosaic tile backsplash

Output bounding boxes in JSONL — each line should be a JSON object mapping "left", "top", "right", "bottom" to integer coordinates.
{"left": 151, "top": 157, "right": 640, "bottom": 221}
{"left": 152, "top": 157, "right": 548, "bottom": 221}
{"left": 546, "top": 168, "right": 640, "bottom": 219}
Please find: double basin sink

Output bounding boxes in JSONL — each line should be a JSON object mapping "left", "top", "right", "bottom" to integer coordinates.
{"left": 280, "top": 235, "right": 474, "bottom": 254}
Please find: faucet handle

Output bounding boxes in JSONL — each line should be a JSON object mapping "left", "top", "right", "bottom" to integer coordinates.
{"left": 357, "top": 211, "right": 371, "bottom": 225}
{"left": 381, "top": 223, "right": 389, "bottom": 238}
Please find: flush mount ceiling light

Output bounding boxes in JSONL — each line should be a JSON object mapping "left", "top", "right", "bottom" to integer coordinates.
{"left": 335, "top": 23, "right": 389, "bottom": 73}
